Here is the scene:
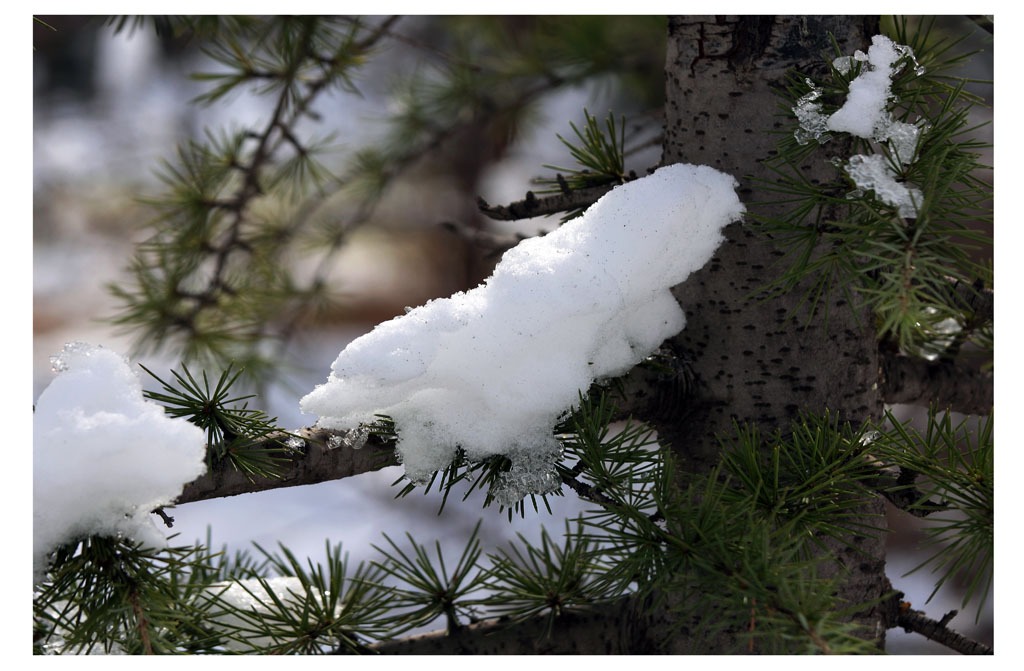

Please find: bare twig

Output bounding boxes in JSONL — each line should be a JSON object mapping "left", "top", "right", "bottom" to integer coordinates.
{"left": 153, "top": 507, "right": 176, "bottom": 528}
{"left": 477, "top": 184, "right": 617, "bottom": 221}
{"left": 893, "top": 601, "right": 992, "bottom": 655}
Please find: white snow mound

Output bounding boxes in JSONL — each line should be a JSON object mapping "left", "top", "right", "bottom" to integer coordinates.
{"left": 301, "top": 164, "right": 744, "bottom": 495}
{"left": 33, "top": 343, "right": 207, "bottom": 578}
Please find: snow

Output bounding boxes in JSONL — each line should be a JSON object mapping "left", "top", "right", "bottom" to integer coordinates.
{"left": 796, "top": 35, "right": 925, "bottom": 149}
{"left": 793, "top": 81, "right": 830, "bottom": 146}
{"left": 826, "top": 35, "right": 907, "bottom": 138}
{"left": 33, "top": 343, "right": 208, "bottom": 579}
{"left": 793, "top": 34, "right": 927, "bottom": 218}
{"left": 301, "top": 164, "right": 744, "bottom": 500}
{"left": 844, "top": 153, "right": 923, "bottom": 219}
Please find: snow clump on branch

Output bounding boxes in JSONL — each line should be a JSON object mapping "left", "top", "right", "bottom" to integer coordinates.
{"left": 794, "top": 34, "right": 927, "bottom": 218}
{"left": 33, "top": 343, "right": 207, "bottom": 579}
{"left": 301, "top": 163, "right": 745, "bottom": 503}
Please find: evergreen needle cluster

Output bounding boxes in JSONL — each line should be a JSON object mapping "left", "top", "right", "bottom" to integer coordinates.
{"left": 759, "top": 16, "right": 992, "bottom": 360}
{"left": 141, "top": 363, "right": 296, "bottom": 478}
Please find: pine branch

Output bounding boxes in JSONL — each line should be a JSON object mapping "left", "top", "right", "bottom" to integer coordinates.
{"left": 879, "top": 349, "right": 992, "bottom": 415}
{"left": 558, "top": 470, "right": 619, "bottom": 508}
{"left": 173, "top": 427, "right": 398, "bottom": 505}
{"left": 890, "top": 599, "right": 992, "bottom": 655}
{"left": 368, "top": 596, "right": 649, "bottom": 654}
{"left": 477, "top": 184, "right": 617, "bottom": 221}
{"left": 869, "top": 464, "right": 949, "bottom": 518}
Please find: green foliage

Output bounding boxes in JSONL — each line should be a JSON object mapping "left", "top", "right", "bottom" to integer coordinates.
{"left": 205, "top": 542, "right": 394, "bottom": 654}
{"left": 372, "top": 522, "right": 489, "bottom": 634}
{"left": 481, "top": 523, "right": 626, "bottom": 635}
{"left": 35, "top": 537, "right": 228, "bottom": 654}
{"left": 757, "top": 19, "right": 992, "bottom": 359}
{"left": 106, "top": 17, "right": 400, "bottom": 379}
{"left": 588, "top": 413, "right": 889, "bottom": 654}
{"left": 541, "top": 109, "right": 628, "bottom": 189}
{"left": 718, "top": 413, "right": 884, "bottom": 543}
{"left": 871, "top": 409, "right": 993, "bottom": 619}
{"left": 105, "top": 16, "right": 666, "bottom": 382}
{"left": 140, "top": 363, "right": 295, "bottom": 479}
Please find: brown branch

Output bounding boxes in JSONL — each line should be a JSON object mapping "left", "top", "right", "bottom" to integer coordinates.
{"left": 477, "top": 184, "right": 617, "bottom": 221}
{"left": 894, "top": 603, "right": 992, "bottom": 655}
{"left": 559, "top": 470, "right": 618, "bottom": 508}
{"left": 129, "top": 589, "right": 154, "bottom": 655}
{"left": 867, "top": 463, "right": 950, "bottom": 518}
{"left": 879, "top": 350, "right": 992, "bottom": 415}
{"left": 369, "top": 599, "right": 653, "bottom": 654}
{"left": 945, "top": 278, "right": 993, "bottom": 324}
{"left": 173, "top": 428, "right": 398, "bottom": 505}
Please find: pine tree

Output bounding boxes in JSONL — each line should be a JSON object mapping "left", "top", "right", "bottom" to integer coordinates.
{"left": 33, "top": 15, "right": 992, "bottom": 654}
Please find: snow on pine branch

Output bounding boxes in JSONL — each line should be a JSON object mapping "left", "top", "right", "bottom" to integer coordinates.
{"left": 33, "top": 343, "right": 207, "bottom": 579}
{"left": 301, "top": 163, "right": 745, "bottom": 503}
{"left": 794, "top": 34, "right": 927, "bottom": 218}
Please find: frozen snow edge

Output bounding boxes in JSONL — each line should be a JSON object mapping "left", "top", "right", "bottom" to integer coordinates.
{"left": 301, "top": 163, "right": 745, "bottom": 502}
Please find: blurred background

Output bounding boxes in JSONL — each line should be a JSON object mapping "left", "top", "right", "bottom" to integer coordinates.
{"left": 32, "top": 15, "right": 992, "bottom": 652}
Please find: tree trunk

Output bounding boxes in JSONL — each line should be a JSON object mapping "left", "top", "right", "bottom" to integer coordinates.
{"left": 654, "top": 15, "right": 889, "bottom": 651}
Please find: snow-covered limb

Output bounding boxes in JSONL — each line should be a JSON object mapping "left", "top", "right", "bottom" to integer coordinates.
{"left": 33, "top": 343, "right": 207, "bottom": 579}
{"left": 301, "top": 164, "right": 744, "bottom": 501}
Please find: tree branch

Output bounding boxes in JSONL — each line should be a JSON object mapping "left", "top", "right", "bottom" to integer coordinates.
{"left": 477, "top": 184, "right": 617, "bottom": 221}
{"left": 173, "top": 428, "right": 398, "bottom": 505}
{"left": 866, "top": 463, "right": 950, "bottom": 518}
{"left": 879, "top": 350, "right": 992, "bottom": 415}
{"left": 893, "top": 602, "right": 992, "bottom": 655}
{"left": 368, "top": 599, "right": 653, "bottom": 654}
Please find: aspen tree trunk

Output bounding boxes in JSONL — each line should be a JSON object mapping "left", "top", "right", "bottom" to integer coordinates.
{"left": 650, "top": 15, "right": 890, "bottom": 652}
